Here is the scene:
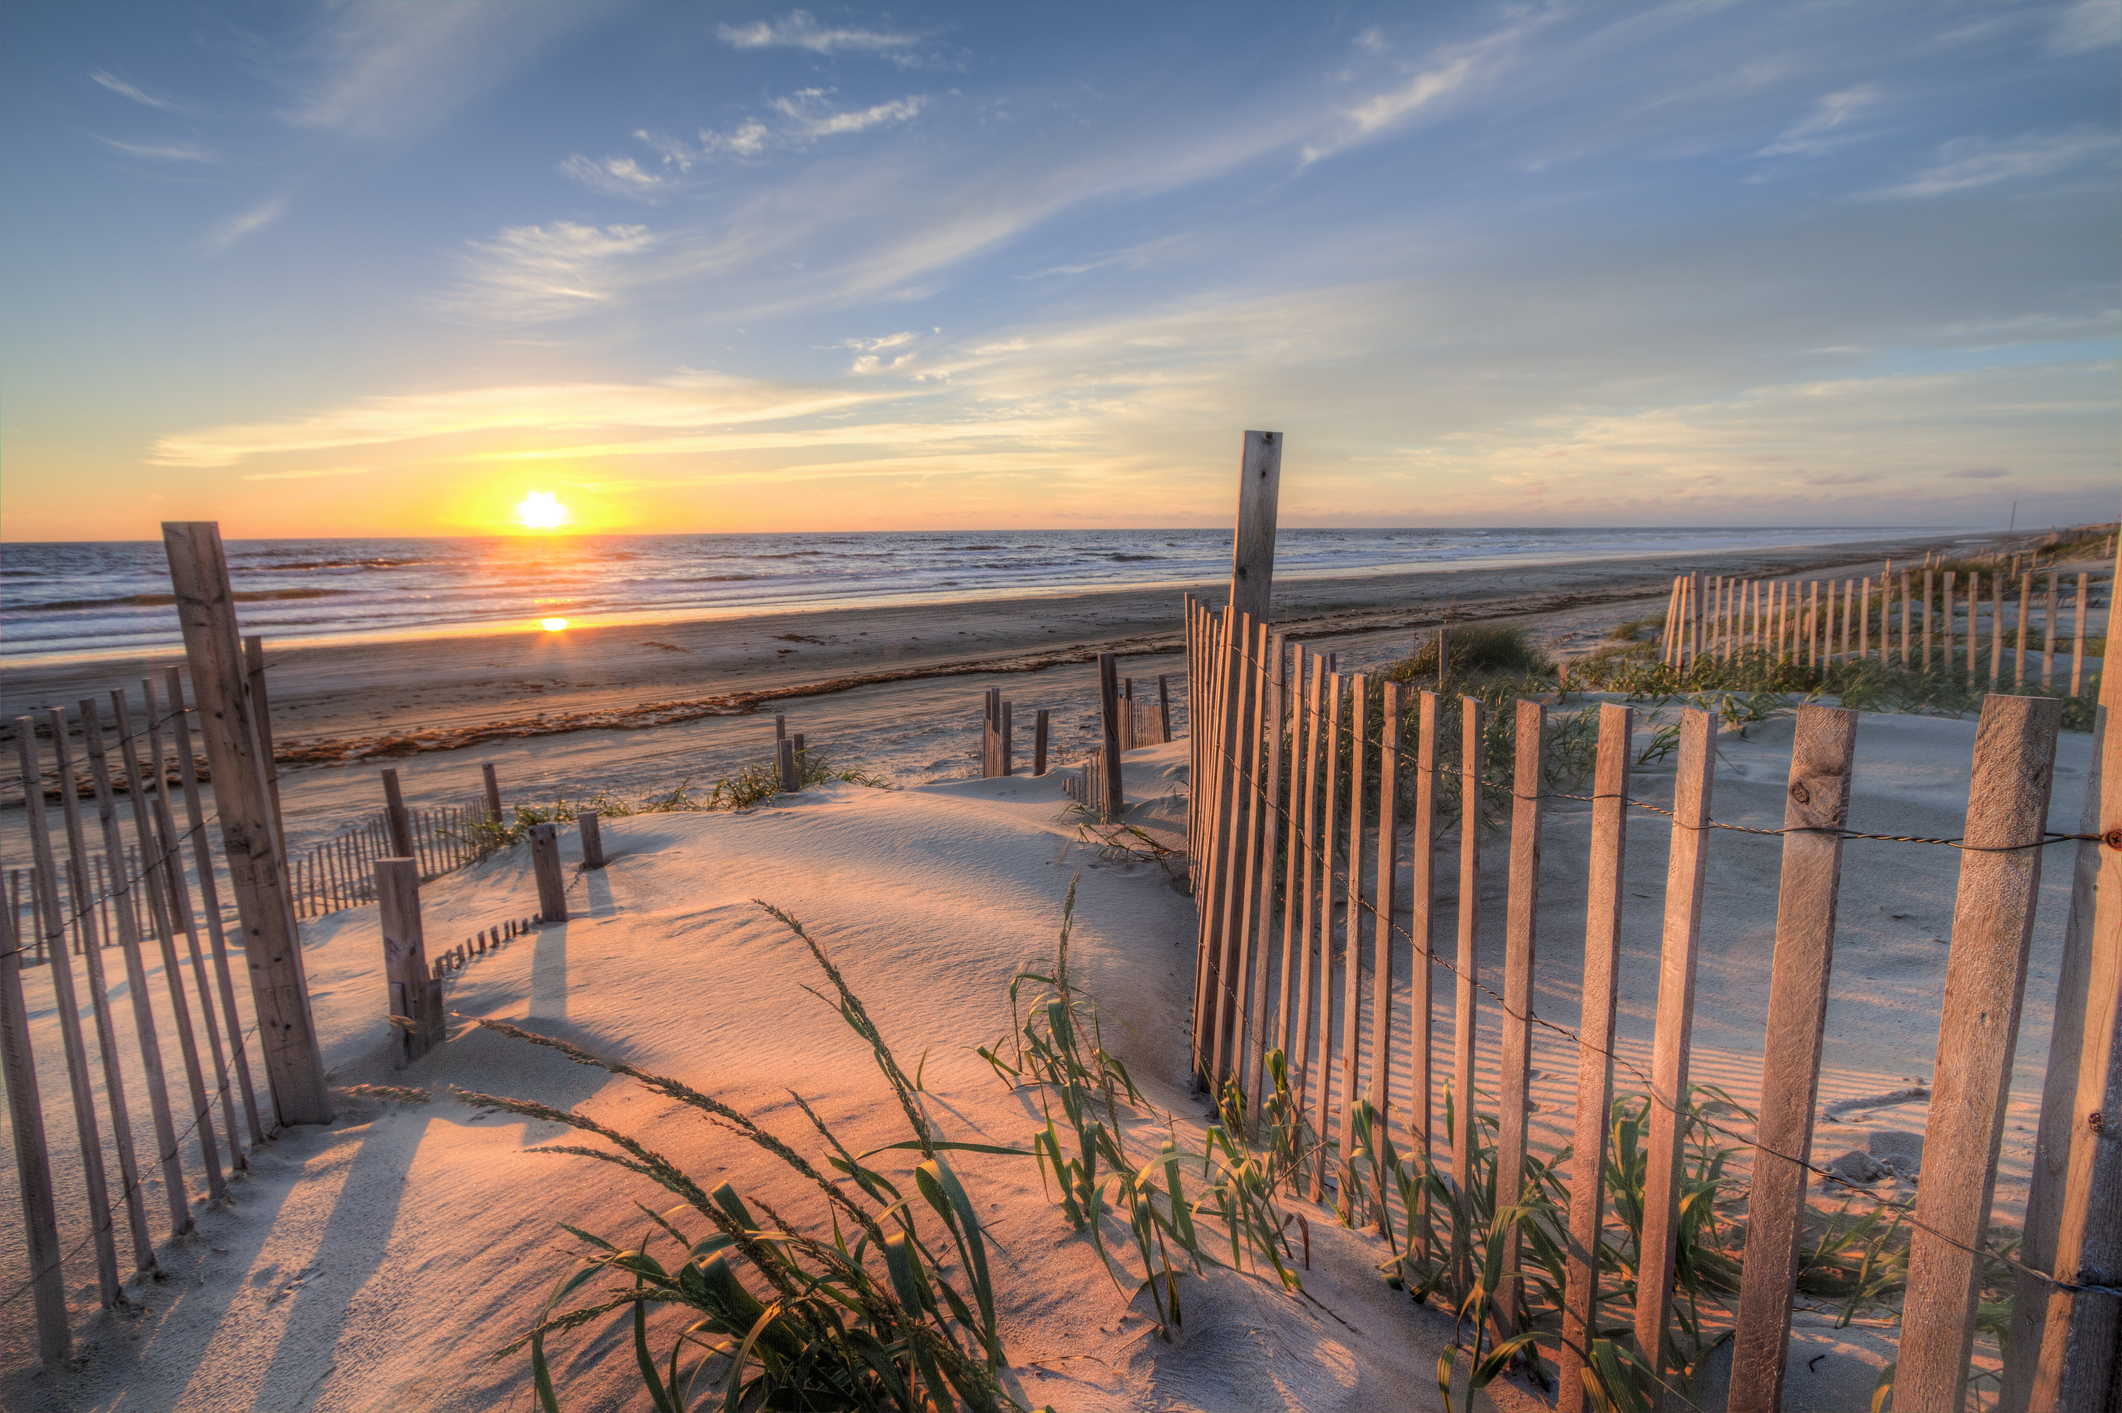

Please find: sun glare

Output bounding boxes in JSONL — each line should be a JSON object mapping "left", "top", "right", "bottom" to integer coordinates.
{"left": 516, "top": 491, "right": 570, "bottom": 530}
{"left": 541, "top": 617, "right": 569, "bottom": 632}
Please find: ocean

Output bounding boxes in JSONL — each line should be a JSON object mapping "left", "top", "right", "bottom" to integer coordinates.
{"left": 1, "top": 526, "right": 1932, "bottom": 665}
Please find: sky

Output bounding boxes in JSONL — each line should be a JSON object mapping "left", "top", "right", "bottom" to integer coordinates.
{"left": 1, "top": 1, "right": 2117, "bottom": 541}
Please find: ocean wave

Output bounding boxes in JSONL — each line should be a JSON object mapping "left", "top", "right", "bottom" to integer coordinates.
{"left": 20, "top": 587, "right": 353, "bottom": 612}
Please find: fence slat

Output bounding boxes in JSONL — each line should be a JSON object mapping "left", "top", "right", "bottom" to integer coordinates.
{"left": 1205, "top": 623, "right": 1254, "bottom": 1090}
{"left": 0, "top": 819, "right": 72, "bottom": 1363}
{"left": 1191, "top": 612, "right": 1236, "bottom": 1084}
{"left": 1898, "top": 694, "right": 2061, "bottom": 1410}
{"left": 1290, "top": 651, "right": 1325, "bottom": 1121}
{"left": 1634, "top": 708, "right": 1714, "bottom": 1408}
{"left": 43, "top": 713, "right": 153, "bottom": 1279}
{"left": 1729, "top": 703, "right": 1859, "bottom": 1413}
{"left": 1556, "top": 703, "right": 1632, "bottom": 1413}
{"left": 1310, "top": 671, "right": 1345, "bottom": 1203}
{"left": 1214, "top": 622, "right": 1267, "bottom": 1097}
{"left": 1449, "top": 695, "right": 1485, "bottom": 1300}
{"left": 1244, "top": 634, "right": 1286, "bottom": 1120}
{"left": 112, "top": 690, "right": 225, "bottom": 1202}
{"left": 1493, "top": 698, "right": 1545, "bottom": 1335}
{"left": 81, "top": 699, "right": 192, "bottom": 1239}
{"left": 1368, "top": 680, "right": 1403, "bottom": 1232}
{"left": 1404, "top": 688, "right": 1439, "bottom": 1261}
{"left": 1336, "top": 672, "right": 1369, "bottom": 1223}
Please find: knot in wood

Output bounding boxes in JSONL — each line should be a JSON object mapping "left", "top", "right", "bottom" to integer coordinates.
{"left": 1788, "top": 782, "right": 1811, "bottom": 805}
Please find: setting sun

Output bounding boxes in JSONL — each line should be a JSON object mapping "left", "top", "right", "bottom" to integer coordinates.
{"left": 516, "top": 491, "right": 570, "bottom": 530}
{"left": 540, "top": 617, "right": 569, "bottom": 631}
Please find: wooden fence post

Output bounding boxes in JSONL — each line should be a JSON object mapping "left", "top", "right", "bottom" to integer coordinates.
{"left": 1159, "top": 674, "right": 1172, "bottom": 742}
{"left": 483, "top": 763, "right": 504, "bottom": 824}
{"left": 1729, "top": 704, "right": 1859, "bottom": 1413}
{"left": 377, "top": 858, "right": 441, "bottom": 1065}
{"left": 529, "top": 823, "right": 568, "bottom": 922}
{"left": 778, "top": 738, "right": 798, "bottom": 793}
{"left": 381, "top": 768, "right": 414, "bottom": 857}
{"left": 242, "top": 636, "right": 286, "bottom": 852}
{"left": 2070, "top": 571, "right": 2089, "bottom": 696}
{"left": 1556, "top": 702, "right": 1631, "bottom": 1413}
{"left": 1229, "top": 431, "right": 1283, "bottom": 624}
{"left": 1001, "top": 702, "right": 1014, "bottom": 776}
{"left": 1097, "top": 650, "right": 1125, "bottom": 820}
{"left": 2044, "top": 569, "right": 2059, "bottom": 687}
{"left": 162, "top": 522, "right": 331, "bottom": 1126}
{"left": 0, "top": 869, "right": 70, "bottom": 1363}
{"left": 578, "top": 812, "right": 605, "bottom": 870}
{"left": 1033, "top": 709, "right": 1049, "bottom": 777}
{"left": 1635, "top": 708, "right": 1715, "bottom": 1409}
{"left": 2020, "top": 547, "right": 2122, "bottom": 1413}
{"left": 1899, "top": 694, "right": 2061, "bottom": 1411}
{"left": 1494, "top": 698, "right": 1546, "bottom": 1334}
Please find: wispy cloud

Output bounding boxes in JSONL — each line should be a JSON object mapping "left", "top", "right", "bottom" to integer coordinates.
{"left": 773, "top": 90, "right": 928, "bottom": 138}
{"left": 715, "top": 10, "right": 926, "bottom": 64}
{"left": 89, "top": 70, "right": 184, "bottom": 112}
{"left": 1021, "top": 235, "right": 1186, "bottom": 279}
{"left": 1301, "top": 19, "right": 1531, "bottom": 165}
{"left": 621, "top": 89, "right": 931, "bottom": 176}
{"left": 150, "top": 374, "right": 891, "bottom": 467}
{"left": 838, "top": 330, "right": 921, "bottom": 374}
{"left": 284, "top": 2, "right": 600, "bottom": 140}
{"left": 1758, "top": 84, "right": 1879, "bottom": 156}
{"left": 444, "top": 221, "right": 660, "bottom": 322}
{"left": 1870, "top": 129, "right": 2122, "bottom": 198}
{"left": 240, "top": 465, "right": 372, "bottom": 481}
{"left": 1949, "top": 466, "right": 2010, "bottom": 479}
{"left": 558, "top": 153, "right": 671, "bottom": 198}
{"left": 2048, "top": 1, "right": 2121, "bottom": 55}
{"left": 205, "top": 196, "right": 287, "bottom": 252}
{"left": 97, "top": 135, "right": 219, "bottom": 162}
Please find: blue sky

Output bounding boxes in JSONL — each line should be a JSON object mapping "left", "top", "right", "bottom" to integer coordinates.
{"left": 2, "top": 1, "right": 2116, "bottom": 539}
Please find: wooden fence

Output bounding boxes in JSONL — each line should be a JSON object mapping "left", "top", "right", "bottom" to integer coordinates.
{"left": 1183, "top": 571, "right": 2120, "bottom": 1410}
{"left": 1658, "top": 564, "right": 2105, "bottom": 694}
{"left": 289, "top": 794, "right": 489, "bottom": 919}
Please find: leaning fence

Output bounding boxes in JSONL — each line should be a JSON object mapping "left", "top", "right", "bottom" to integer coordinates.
{"left": 1183, "top": 568, "right": 2119, "bottom": 1410}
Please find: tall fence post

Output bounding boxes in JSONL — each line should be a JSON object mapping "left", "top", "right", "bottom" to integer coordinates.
{"left": 1229, "top": 430, "right": 1282, "bottom": 624}
{"left": 382, "top": 768, "right": 414, "bottom": 857}
{"left": 578, "top": 812, "right": 606, "bottom": 870}
{"left": 2020, "top": 546, "right": 2122, "bottom": 1413}
{"left": 1097, "top": 651, "right": 1125, "bottom": 820}
{"left": 1033, "top": 709, "right": 1049, "bottom": 777}
{"left": 162, "top": 521, "right": 331, "bottom": 1126}
{"left": 530, "top": 823, "right": 569, "bottom": 922}
{"left": 1898, "top": 693, "right": 2061, "bottom": 1410}
{"left": 483, "top": 763, "right": 504, "bottom": 824}
{"left": 1729, "top": 704, "right": 1859, "bottom": 1413}
{"left": 377, "top": 858, "right": 442, "bottom": 1065}
{"left": 242, "top": 635, "right": 286, "bottom": 852}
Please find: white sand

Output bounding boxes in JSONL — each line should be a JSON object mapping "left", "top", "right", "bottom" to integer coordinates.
{"left": 0, "top": 702, "right": 2097, "bottom": 1411}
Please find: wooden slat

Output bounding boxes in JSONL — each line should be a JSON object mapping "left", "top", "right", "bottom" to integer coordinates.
{"left": 2022, "top": 546, "right": 2122, "bottom": 1413}
{"left": 1275, "top": 648, "right": 1310, "bottom": 1061}
{"left": 1728, "top": 703, "right": 1859, "bottom": 1413}
{"left": 1189, "top": 610, "right": 1236, "bottom": 1084}
{"left": 2044, "top": 569, "right": 2059, "bottom": 687}
{"left": 2017, "top": 571, "right": 2032, "bottom": 685}
{"left": 1556, "top": 702, "right": 1632, "bottom": 1413}
{"left": 1899, "top": 694, "right": 2061, "bottom": 1410}
{"left": 1901, "top": 572, "right": 1913, "bottom": 665}
{"left": 0, "top": 812, "right": 71, "bottom": 1362}
{"left": 1311, "top": 671, "right": 1344, "bottom": 1203}
{"left": 1207, "top": 624, "right": 1258, "bottom": 1091}
{"left": 1290, "top": 651, "right": 1325, "bottom": 1116}
{"left": 1336, "top": 672, "right": 1368, "bottom": 1223}
{"left": 80, "top": 698, "right": 192, "bottom": 1238}
{"left": 1494, "top": 698, "right": 1545, "bottom": 1334}
{"left": 1405, "top": 688, "right": 1439, "bottom": 1258}
{"left": 47, "top": 710, "right": 156, "bottom": 1277}
{"left": 1244, "top": 633, "right": 1287, "bottom": 1120}
{"left": 1634, "top": 708, "right": 1716, "bottom": 1408}
{"left": 163, "top": 524, "right": 331, "bottom": 1126}
{"left": 111, "top": 691, "right": 225, "bottom": 1202}
{"left": 2070, "top": 572, "right": 2088, "bottom": 696}
{"left": 1450, "top": 695, "right": 1485, "bottom": 1299}
{"left": 1661, "top": 578, "right": 1680, "bottom": 666}
{"left": 1368, "top": 679, "right": 1402, "bottom": 1231}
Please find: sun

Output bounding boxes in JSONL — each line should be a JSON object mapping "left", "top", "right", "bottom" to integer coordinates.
{"left": 515, "top": 491, "right": 571, "bottom": 530}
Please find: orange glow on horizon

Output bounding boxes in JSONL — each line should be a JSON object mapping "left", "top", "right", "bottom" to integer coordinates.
{"left": 541, "top": 617, "right": 569, "bottom": 631}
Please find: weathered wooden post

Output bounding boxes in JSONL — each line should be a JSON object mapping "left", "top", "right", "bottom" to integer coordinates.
{"left": 242, "top": 635, "right": 287, "bottom": 850}
{"left": 1158, "top": 674, "right": 1172, "bottom": 742}
{"left": 482, "top": 763, "right": 504, "bottom": 824}
{"left": 529, "top": 823, "right": 568, "bottom": 922}
{"left": 1033, "top": 708, "right": 1049, "bottom": 776}
{"left": 162, "top": 522, "right": 331, "bottom": 1127}
{"left": 1899, "top": 694, "right": 2060, "bottom": 1412}
{"left": 1000, "top": 703, "right": 1013, "bottom": 776}
{"left": 777, "top": 737, "right": 798, "bottom": 792}
{"left": 1097, "top": 652, "right": 1124, "bottom": 819}
{"left": 376, "top": 858, "right": 441, "bottom": 1065}
{"left": 1729, "top": 704, "right": 1859, "bottom": 1413}
{"left": 578, "top": 811, "right": 605, "bottom": 870}
{"left": 381, "top": 768, "right": 414, "bottom": 858}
